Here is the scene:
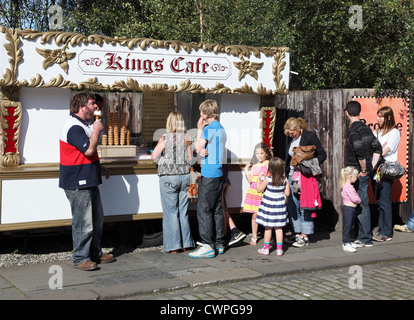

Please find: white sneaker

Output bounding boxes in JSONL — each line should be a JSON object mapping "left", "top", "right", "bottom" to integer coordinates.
{"left": 292, "top": 235, "right": 309, "bottom": 247}
{"left": 352, "top": 240, "right": 373, "bottom": 248}
{"left": 188, "top": 242, "right": 215, "bottom": 258}
{"left": 394, "top": 224, "right": 414, "bottom": 233}
{"left": 343, "top": 243, "right": 357, "bottom": 253}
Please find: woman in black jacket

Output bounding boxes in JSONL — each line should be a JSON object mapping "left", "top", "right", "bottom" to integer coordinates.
{"left": 284, "top": 117, "right": 326, "bottom": 247}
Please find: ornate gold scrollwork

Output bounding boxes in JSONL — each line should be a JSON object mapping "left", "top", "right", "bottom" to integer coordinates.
{"left": 0, "top": 86, "right": 22, "bottom": 167}
{"left": 0, "top": 27, "right": 22, "bottom": 86}
{"left": 0, "top": 27, "right": 290, "bottom": 95}
{"left": 35, "top": 43, "right": 75, "bottom": 74}
{"left": 273, "top": 49, "right": 289, "bottom": 95}
{"left": 233, "top": 57, "right": 264, "bottom": 81}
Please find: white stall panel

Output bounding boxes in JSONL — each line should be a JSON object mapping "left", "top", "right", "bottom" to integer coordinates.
{"left": 226, "top": 170, "right": 250, "bottom": 209}
{"left": 1, "top": 178, "right": 71, "bottom": 224}
{"left": 19, "top": 87, "right": 71, "bottom": 164}
{"left": 220, "top": 94, "right": 261, "bottom": 162}
{"left": 1, "top": 174, "right": 162, "bottom": 224}
{"left": 100, "top": 174, "right": 162, "bottom": 215}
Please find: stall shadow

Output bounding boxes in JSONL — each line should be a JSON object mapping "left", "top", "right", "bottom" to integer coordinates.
{"left": 100, "top": 166, "right": 164, "bottom": 256}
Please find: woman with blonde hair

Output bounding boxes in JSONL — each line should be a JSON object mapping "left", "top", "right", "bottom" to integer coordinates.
{"left": 284, "top": 117, "right": 326, "bottom": 247}
{"left": 151, "top": 111, "right": 195, "bottom": 253}
{"left": 373, "top": 106, "right": 400, "bottom": 242}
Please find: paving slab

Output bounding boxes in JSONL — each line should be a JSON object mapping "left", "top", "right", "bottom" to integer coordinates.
{"left": 169, "top": 266, "right": 218, "bottom": 277}
{"left": 29, "top": 287, "right": 100, "bottom": 300}
{"left": 86, "top": 252, "right": 155, "bottom": 275}
{"left": 94, "top": 267, "right": 176, "bottom": 287}
{"left": 133, "top": 249, "right": 211, "bottom": 272}
{"left": 0, "top": 262, "right": 94, "bottom": 294}
{"left": 0, "top": 287, "right": 27, "bottom": 300}
{"left": 0, "top": 275, "right": 13, "bottom": 290}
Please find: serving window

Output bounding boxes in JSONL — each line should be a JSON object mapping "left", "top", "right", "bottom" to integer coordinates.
{"left": 83, "top": 91, "right": 220, "bottom": 159}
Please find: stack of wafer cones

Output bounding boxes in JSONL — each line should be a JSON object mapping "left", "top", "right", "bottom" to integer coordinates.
{"left": 102, "top": 134, "right": 107, "bottom": 145}
{"left": 108, "top": 112, "right": 114, "bottom": 146}
{"left": 112, "top": 112, "right": 119, "bottom": 145}
{"left": 120, "top": 113, "right": 127, "bottom": 145}
{"left": 104, "top": 112, "right": 131, "bottom": 146}
{"left": 126, "top": 129, "right": 130, "bottom": 145}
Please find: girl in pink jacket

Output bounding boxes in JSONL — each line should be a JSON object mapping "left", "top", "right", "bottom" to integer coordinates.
{"left": 340, "top": 166, "right": 361, "bottom": 253}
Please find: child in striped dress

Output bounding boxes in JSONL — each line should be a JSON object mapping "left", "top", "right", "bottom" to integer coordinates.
{"left": 243, "top": 143, "right": 272, "bottom": 245}
{"left": 256, "top": 157, "right": 290, "bottom": 256}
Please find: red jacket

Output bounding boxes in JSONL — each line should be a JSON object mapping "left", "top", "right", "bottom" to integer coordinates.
{"left": 300, "top": 173, "right": 322, "bottom": 210}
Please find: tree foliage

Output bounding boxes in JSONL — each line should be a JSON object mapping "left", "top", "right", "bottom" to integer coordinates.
{"left": 277, "top": 0, "right": 414, "bottom": 91}
{"left": 0, "top": 0, "right": 412, "bottom": 91}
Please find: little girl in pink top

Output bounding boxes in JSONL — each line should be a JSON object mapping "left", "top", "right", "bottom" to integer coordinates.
{"left": 243, "top": 143, "right": 271, "bottom": 245}
{"left": 340, "top": 166, "right": 361, "bottom": 253}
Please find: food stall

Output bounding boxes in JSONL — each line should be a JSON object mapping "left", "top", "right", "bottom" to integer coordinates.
{"left": 0, "top": 27, "right": 289, "bottom": 231}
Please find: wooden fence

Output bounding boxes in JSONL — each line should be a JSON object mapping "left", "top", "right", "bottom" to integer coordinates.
{"left": 267, "top": 89, "right": 413, "bottom": 230}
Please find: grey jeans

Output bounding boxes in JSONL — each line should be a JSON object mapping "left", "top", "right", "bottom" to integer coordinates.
{"left": 64, "top": 187, "right": 104, "bottom": 265}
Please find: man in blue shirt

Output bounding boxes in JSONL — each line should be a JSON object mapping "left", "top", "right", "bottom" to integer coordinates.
{"left": 189, "top": 100, "right": 227, "bottom": 258}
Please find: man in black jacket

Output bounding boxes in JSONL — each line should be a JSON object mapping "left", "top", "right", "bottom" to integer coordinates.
{"left": 345, "top": 100, "right": 382, "bottom": 247}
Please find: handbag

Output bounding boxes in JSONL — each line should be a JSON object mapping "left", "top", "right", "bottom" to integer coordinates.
{"left": 291, "top": 145, "right": 316, "bottom": 167}
{"left": 378, "top": 161, "right": 406, "bottom": 181}
{"left": 185, "top": 134, "right": 201, "bottom": 201}
{"left": 188, "top": 166, "right": 201, "bottom": 202}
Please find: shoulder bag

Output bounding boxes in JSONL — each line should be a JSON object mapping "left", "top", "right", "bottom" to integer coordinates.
{"left": 291, "top": 145, "right": 316, "bottom": 167}
{"left": 378, "top": 161, "right": 406, "bottom": 181}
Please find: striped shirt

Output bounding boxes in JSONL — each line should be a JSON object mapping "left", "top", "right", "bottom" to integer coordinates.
{"left": 256, "top": 177, "right": 287, "bottom": 228}
{"left": 346, "top": 120, "right": 382, "bottom": 172}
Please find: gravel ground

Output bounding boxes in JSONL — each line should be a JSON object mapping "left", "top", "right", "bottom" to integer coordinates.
{"left": 0, "top": 245, "right": 163, "bottom": 268}
{"left": 0, "top": 226, "right": 162, "bottom": 268}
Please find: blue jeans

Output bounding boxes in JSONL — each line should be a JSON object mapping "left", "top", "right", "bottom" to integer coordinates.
{"left": 197, "top": 176, "right": 225, "bottom": 249}
{"left": 287, "top": 178, "right": 314, "bottom": 235}
{"left": 407, "top": 211, "right": 414, "bottom": 231}
{"left": 64, "top": 187, "right": 104, "bottom": 265}
{"left": 159, "top": 174, "right": 194, "bottom": 252}
{"left": 356, "top": 175, "right": 372, "bottom": 244}
{"left": 376, "top": 180, "right": 393, "bottom": 237}
{"left": 342, "top": 205, "right": 356, "bottom": 244}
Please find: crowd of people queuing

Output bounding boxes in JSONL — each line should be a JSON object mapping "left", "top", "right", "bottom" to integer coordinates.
{"left": 59, "top": 94, "right": 413, "bottom": 270}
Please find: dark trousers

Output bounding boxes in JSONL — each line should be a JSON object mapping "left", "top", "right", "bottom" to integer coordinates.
{"left": 342, "top": 205, "right": 356, "bottom": 244}
{"left": 355, "top": 175, "right": 372, "bottom": 244}
{"left": 376, "top": 179, "right": 394, "bottom": 237}
{"left": 197, "top": 176, "right": 225, "bottom": 248}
